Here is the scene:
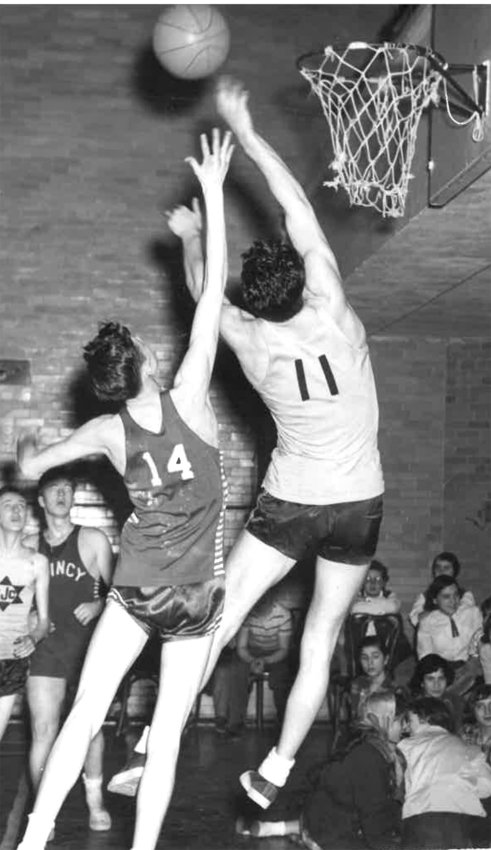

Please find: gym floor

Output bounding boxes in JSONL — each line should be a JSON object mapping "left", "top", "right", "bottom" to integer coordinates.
{"left": 0, "top": 721, "right": 333, "bottom": 850}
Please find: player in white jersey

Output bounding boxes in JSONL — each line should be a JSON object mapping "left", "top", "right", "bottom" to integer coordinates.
{"left": 0, "top": 487, "right": 49, "bottom": 741}
{"left": 172, "top": 77, "right": 385, "bottom": 809}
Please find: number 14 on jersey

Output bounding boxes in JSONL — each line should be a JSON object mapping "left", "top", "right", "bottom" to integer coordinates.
{"left": 142, "top": 445, "right": 194, "bottom": 484}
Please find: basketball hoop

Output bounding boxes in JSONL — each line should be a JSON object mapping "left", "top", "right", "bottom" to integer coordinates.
{"left": 297, "top": 42, "right": 442, "bottom": 217}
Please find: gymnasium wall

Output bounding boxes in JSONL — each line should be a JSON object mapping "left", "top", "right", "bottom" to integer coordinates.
{"left": 1, "top": 7, "right": 489, "bottom": 719}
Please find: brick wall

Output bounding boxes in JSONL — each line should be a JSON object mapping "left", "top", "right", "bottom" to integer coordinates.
{"left": 1, "top": 7, "right": 489, "bottom": 721}
{"left": 444, "top": 340, "right": 491, "bottom": 605}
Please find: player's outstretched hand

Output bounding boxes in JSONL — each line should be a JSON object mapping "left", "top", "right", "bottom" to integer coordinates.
{"left": 185, "top": 128, "right": 234, "bottom": 191}
{"left": 16, "top": 429, "right": 40, "bottom": 479}
{"left": 167, "top": 197, "right": 202, "bottom": 239}
{"left": 215, "top": 76, "right": 253, "bottom": 138}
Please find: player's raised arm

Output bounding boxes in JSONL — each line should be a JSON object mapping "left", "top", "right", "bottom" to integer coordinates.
{"left": 167, "top": 198, "right": 206, "bottom": 303}
{"left": 167, "top": 193, "right": 263, "bottom": 372}
{"left": 172, "top": 128, "right": 234, "bottom": 406}
{"left": 16, "top": 415, "right": 118, "bottom": 482}
{"left": 215, "top": 77, "right": 346, "bottom": 310}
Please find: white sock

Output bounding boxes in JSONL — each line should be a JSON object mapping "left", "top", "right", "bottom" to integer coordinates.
{"left": 82, "top": 774, "right": 104, "bottom": 810}
{"left": 258, "top": 748, "right": 295, "bottom": 788}
{"left": 134, "top": 725, "right": 150, "bottom": 754}
{"left": 253, "top": 820, "right": 287, "bottom": 837}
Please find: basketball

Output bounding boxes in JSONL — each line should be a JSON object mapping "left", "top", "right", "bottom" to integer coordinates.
{"left": 153, "top": 5, "right": 230, "bottom": 81}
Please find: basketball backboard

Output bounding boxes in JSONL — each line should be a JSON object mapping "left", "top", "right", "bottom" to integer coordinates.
{"left": 429, "top": 5, "right": 491, "bottom": 207}
{"left": 389, "top": 4, "right": 490, "bottom": 209}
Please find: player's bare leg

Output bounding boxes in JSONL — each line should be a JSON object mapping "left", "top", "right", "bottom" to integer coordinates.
{"left": 82, "top": 729, "right": 111, "bottom": 830}
{"left": 241, "top": 557, "right": 369, "bottom": 809}
{"left": 129, "top": 634, "right": 214, "bottom": 850}
{"left": 27, "top": 676, "right": 66, "bottom": 791}
{"left": 109, "top": 529, "right": 295, "bottom": 796}
{"left": 16, "top": 602, "right": 148, "bottom": 850}
{"left": 201, "top": 529, "right": 296, "bottom": 687}
{"left": 0, "top": 693, "right": 17, "bottom": 742}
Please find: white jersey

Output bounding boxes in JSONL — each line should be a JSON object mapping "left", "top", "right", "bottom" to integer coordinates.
{"left": 241, "top": 299, "right": 384, "bottom": 505}
{"left": 0, "top": 552, "right": 37, "bottom": 659}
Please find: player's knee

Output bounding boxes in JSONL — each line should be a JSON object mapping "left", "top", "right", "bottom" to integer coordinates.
{"left": 31, "top": 715, "right": 59, "bottom": 743}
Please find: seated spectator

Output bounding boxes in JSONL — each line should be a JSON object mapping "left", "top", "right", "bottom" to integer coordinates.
{"left": 410, "top": 653, "right": 464, "bottom": 731}
{"left": 468, "top": 596, "right": 491, "bottom": 685}
{"left": 237, "top": 690, "right": 406, "bottom": 849}
{"left": 409, "top": 551, "right": 475, "bottom": 628}
{"left": 351, "top": 560, "right": 401, "bottom": 617}
{"left": 416, "top": 575, "right": 482, "bottom": 695}
{"left": 350, "top": 636, "right": 394, "bottom": 718}
{"left": 346, "top": 561, "right": 413, "bottom": 688}
{"left": 398, "top": 696, "right": 491, "bottom": 850}
{"left": 236, "top": 590, "right": 295, "bottom": 725}
{"left": 461, "top": 682, "right": 491, "bottom": 763}
{"left": 460, "top": 682, "right": 491, "bottom": 847}
{"left": 211, "top": 637, "right": 249, "bottom": 739}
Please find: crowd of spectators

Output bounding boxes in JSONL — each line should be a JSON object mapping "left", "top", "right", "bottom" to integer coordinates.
{"left": 226, "top": 550, "right": 491, "bottom": 849}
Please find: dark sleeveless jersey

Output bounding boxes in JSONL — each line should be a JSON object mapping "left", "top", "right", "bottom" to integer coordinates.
{"left": 39, "top": 526, "right": 99, "bottom": 634}
{"left": 113, "top": 391, "right": 227, "bottom": 588}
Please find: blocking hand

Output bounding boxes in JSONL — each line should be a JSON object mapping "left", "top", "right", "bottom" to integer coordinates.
{"left": 16, "top": 429, "right": 40, "bottom": 478}
{"left": 167, "top": 197, "right": 202, "bottom": 239}
{"left": 215, "top": 76, "right": 253, "bottom": 138}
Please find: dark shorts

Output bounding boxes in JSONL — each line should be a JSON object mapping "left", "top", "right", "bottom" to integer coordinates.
{"left": 29, "top": 628, "right": 95, "bottom": 685}
{"left": 246, "top": 490, "right": 383, "bottom": 565}
{"left": 107, "top": 576, "right": 225, "bottom": 642}
{"left": 0, "top": 657, "right": 29, "bottom": 697}
{"left": 402, "top": 813, "right": 473, "bottom": 850}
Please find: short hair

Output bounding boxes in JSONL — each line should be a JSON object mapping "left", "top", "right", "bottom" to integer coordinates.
{"left": 368, "top": 559, "right": 389, "bottom": 583}
{"left": 408, "top": 696, "right": 454, "bottom": 732}
{"left": 360, "top": 689, "right": 408, "bottom": 729}
{"left": 468, "top": 682, "right": 491, "bottom": 708}
{"left": 38, "top": 466, "right": 75, "bottom": 495}
{"left": 411, "top": 653, "right": 455, "bottom": 692}
{"left": 240, "top": 240, "right": 305, "bottom": 321}
{"left": 431, "top": 551, "right": 461, "bottom": 578}
{"left": 359, "top": 635, "right": 388, "bottom": 657}
{"left": 0, "top": 485, "right": 26, "bottom": 502}
{"left": 83, "top": 322, "right": 144, "bottom": 402}
{"left": 423, "top": 574, "right": 462, "bottom": 611}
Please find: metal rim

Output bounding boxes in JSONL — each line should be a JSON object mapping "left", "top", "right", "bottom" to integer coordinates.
{"left": 296, "top": 41, "right": 445, "bottom": 73}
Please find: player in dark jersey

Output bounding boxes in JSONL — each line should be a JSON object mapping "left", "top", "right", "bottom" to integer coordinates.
{"left": 26, "top": 467, "right": 113, "bottom": 837}
{"left": 15, "top": 128, "right": 234, "bottom": 850}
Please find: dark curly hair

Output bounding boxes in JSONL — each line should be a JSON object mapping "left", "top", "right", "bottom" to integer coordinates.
{"left": 468, "top": 682, "right": 491, "bottom": 710}
{"left": 83, "top": 322, "right": 144, "bottom": 402}
{"left": 367, "top": 559, "right": 389, "bottom": 584}
{"left": 408, "top": 696, "right": 454, "bottom": 732}
{"left": 240, "top": 240, "right": 305, "bottom": 321}
{"left": 410, "top": 653, "right": 455, "bottom": 693}
{"left": 423, "top": 574, "right": 462, "bottom": 612}
{"left": 431, "top": 551, "right": 461, "bottom": 578}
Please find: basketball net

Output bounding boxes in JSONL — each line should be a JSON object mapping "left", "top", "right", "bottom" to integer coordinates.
{"left": 299, "top": 43, "right": 441, "bottom": 218}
